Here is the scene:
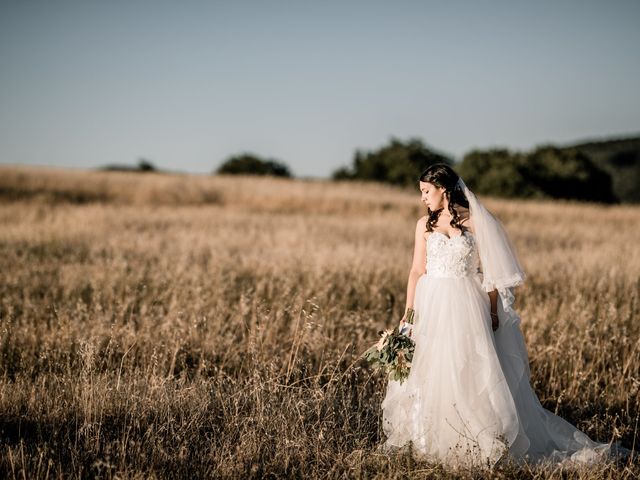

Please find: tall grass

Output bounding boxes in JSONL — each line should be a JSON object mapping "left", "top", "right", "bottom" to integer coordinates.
{"left": 0, "top": 165, "right": 638, "bottom": 479}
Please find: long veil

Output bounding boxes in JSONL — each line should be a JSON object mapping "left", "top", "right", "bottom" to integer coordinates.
{"left": 457, "top": 177, "right": 526, "bottom": 319}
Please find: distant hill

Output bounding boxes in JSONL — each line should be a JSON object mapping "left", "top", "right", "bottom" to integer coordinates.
{"left": 99, "top": 158, "right": 159, "bottom": 173}
{"left": 559, "top": 135, "right": 640, "bottom": 203}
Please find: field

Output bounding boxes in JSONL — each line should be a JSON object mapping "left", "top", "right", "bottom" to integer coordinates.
{"left": 0, "top": 165, "right": 638, "bottom": 479}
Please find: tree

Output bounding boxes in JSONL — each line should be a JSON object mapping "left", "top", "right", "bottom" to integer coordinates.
{"left": 457, "top": 149, "right": 541, "bottom": 199}
{"left": 331, "top": 137, "right": 453, "bottom": 187}
{"left": 137, "top": 158, "right": 157, "bottom": 172}
{"left": 216, "top": 153, "right": 292, "bottom": 177}
{"left": 526, "top": 146, "right": 616, "bottom": 203}
{"left": 457, "top": 146, "right": 617, "bottom": 203}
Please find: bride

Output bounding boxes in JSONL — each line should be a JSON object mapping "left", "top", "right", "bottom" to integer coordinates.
{"left": 380, "top": 163, "right": 624, "bottom": 468}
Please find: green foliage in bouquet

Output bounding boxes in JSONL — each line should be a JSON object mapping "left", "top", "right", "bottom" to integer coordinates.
{"left": 361, "top": 325, "right": 415, "bottom": 384}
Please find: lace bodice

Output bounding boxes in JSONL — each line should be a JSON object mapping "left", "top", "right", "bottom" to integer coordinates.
{"left": 425, "top": 230, "right": 481, "bottom": 279}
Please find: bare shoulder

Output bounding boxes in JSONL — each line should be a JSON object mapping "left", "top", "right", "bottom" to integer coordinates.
{"left": 416, "top": 215, "right": 430, "bottom": 242}
{"left": 416, "top": 215, "right": 428, "bottom": 240}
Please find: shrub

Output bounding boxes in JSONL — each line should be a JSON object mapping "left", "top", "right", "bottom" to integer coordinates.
{"left": 216, "top": 153, "right": 292, "bottom": 177}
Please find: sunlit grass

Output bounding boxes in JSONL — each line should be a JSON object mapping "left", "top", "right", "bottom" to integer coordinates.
{"left": 0, "top": 165, "right": 638, "bottom": 479}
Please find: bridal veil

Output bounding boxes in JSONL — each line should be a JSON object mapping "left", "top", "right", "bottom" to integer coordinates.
{"left": 456, "top": 177, "right": 526, "bottom": 319}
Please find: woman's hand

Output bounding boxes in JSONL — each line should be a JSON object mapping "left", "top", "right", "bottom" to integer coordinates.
{"left": 490, "top": 312, "right": 499, "bottom": 331}
{"left": 399, "top": 308, "right": 415, "bottom": 337}
{"left": 398, "top": 320, "right": 411, "bottom": 337}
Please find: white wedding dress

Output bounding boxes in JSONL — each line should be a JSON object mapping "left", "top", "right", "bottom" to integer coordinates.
{"left": 380, "top": 229, "right": 618, "bottom": 468}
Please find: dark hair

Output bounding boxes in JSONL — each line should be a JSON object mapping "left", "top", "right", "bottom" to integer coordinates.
{"left": 419, "top": 163, "right": 469, "bottom": 233}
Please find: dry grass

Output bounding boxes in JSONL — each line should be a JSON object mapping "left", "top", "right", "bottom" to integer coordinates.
{"left": 0, "top": 165, "right": 638, "bottom": 479}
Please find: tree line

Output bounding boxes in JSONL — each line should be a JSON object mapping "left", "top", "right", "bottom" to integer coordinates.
{"left": 101, "top": 135, "right": 640, "bottom": 204}
{"left": 215, "top": 136, "right": 640, "bottom": 203}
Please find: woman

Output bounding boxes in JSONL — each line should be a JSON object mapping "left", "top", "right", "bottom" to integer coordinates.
{"left": 380, "top": 163, "right": 621, "bottom": 468}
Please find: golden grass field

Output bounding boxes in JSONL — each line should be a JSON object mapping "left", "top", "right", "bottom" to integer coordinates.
{"left": 0, "top": 165, "right": 638, "bottom": 479}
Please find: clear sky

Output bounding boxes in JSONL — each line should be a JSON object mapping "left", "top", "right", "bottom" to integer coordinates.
{"left": 1, "top": 1, "right": 639, "bottom": 178}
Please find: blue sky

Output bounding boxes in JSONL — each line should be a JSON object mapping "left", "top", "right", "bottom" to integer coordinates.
{"left": 1, "top": 0, "right": 638, "bottom": 178}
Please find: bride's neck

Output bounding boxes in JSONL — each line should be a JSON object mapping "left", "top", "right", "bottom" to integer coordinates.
{"left": 439, "top": 208, "right": 452, "bottom": 218}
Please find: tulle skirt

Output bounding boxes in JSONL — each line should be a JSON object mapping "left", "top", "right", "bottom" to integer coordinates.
{"left": 380, "top": 272, "right": 617, "bottom": 468}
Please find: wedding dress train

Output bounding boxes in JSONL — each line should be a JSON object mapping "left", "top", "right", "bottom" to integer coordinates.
{"left": 380, "top": 230, "right": 619, "bottom": 468}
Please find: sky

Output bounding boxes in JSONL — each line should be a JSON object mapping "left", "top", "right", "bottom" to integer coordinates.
{"left": 1, "top": 1, "right": 639, "bottom": 179}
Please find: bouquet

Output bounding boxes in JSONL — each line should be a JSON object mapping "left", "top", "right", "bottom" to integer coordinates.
{"left": 361, "top": 309, "right": 416, "bottom": 384}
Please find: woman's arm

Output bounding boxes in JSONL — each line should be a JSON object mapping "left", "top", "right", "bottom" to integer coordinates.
{"left": 400, "top": 217, "right": 427, "bottom": 327}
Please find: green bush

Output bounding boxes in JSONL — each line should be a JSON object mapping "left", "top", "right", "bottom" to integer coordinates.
{"left": 527, "top": 146, "right": 617, "bottom": 203}
{"left": 216, "top": 153, "right": 292, "bottom": 177}
{"left": 331, "top": 137, "right": 454, "bottom": 187}
{"left": 457, "top": 149, "right": 539, "bottom": 199}
{"left": 458, "top": 146, "right": 617, "bottom": 203}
